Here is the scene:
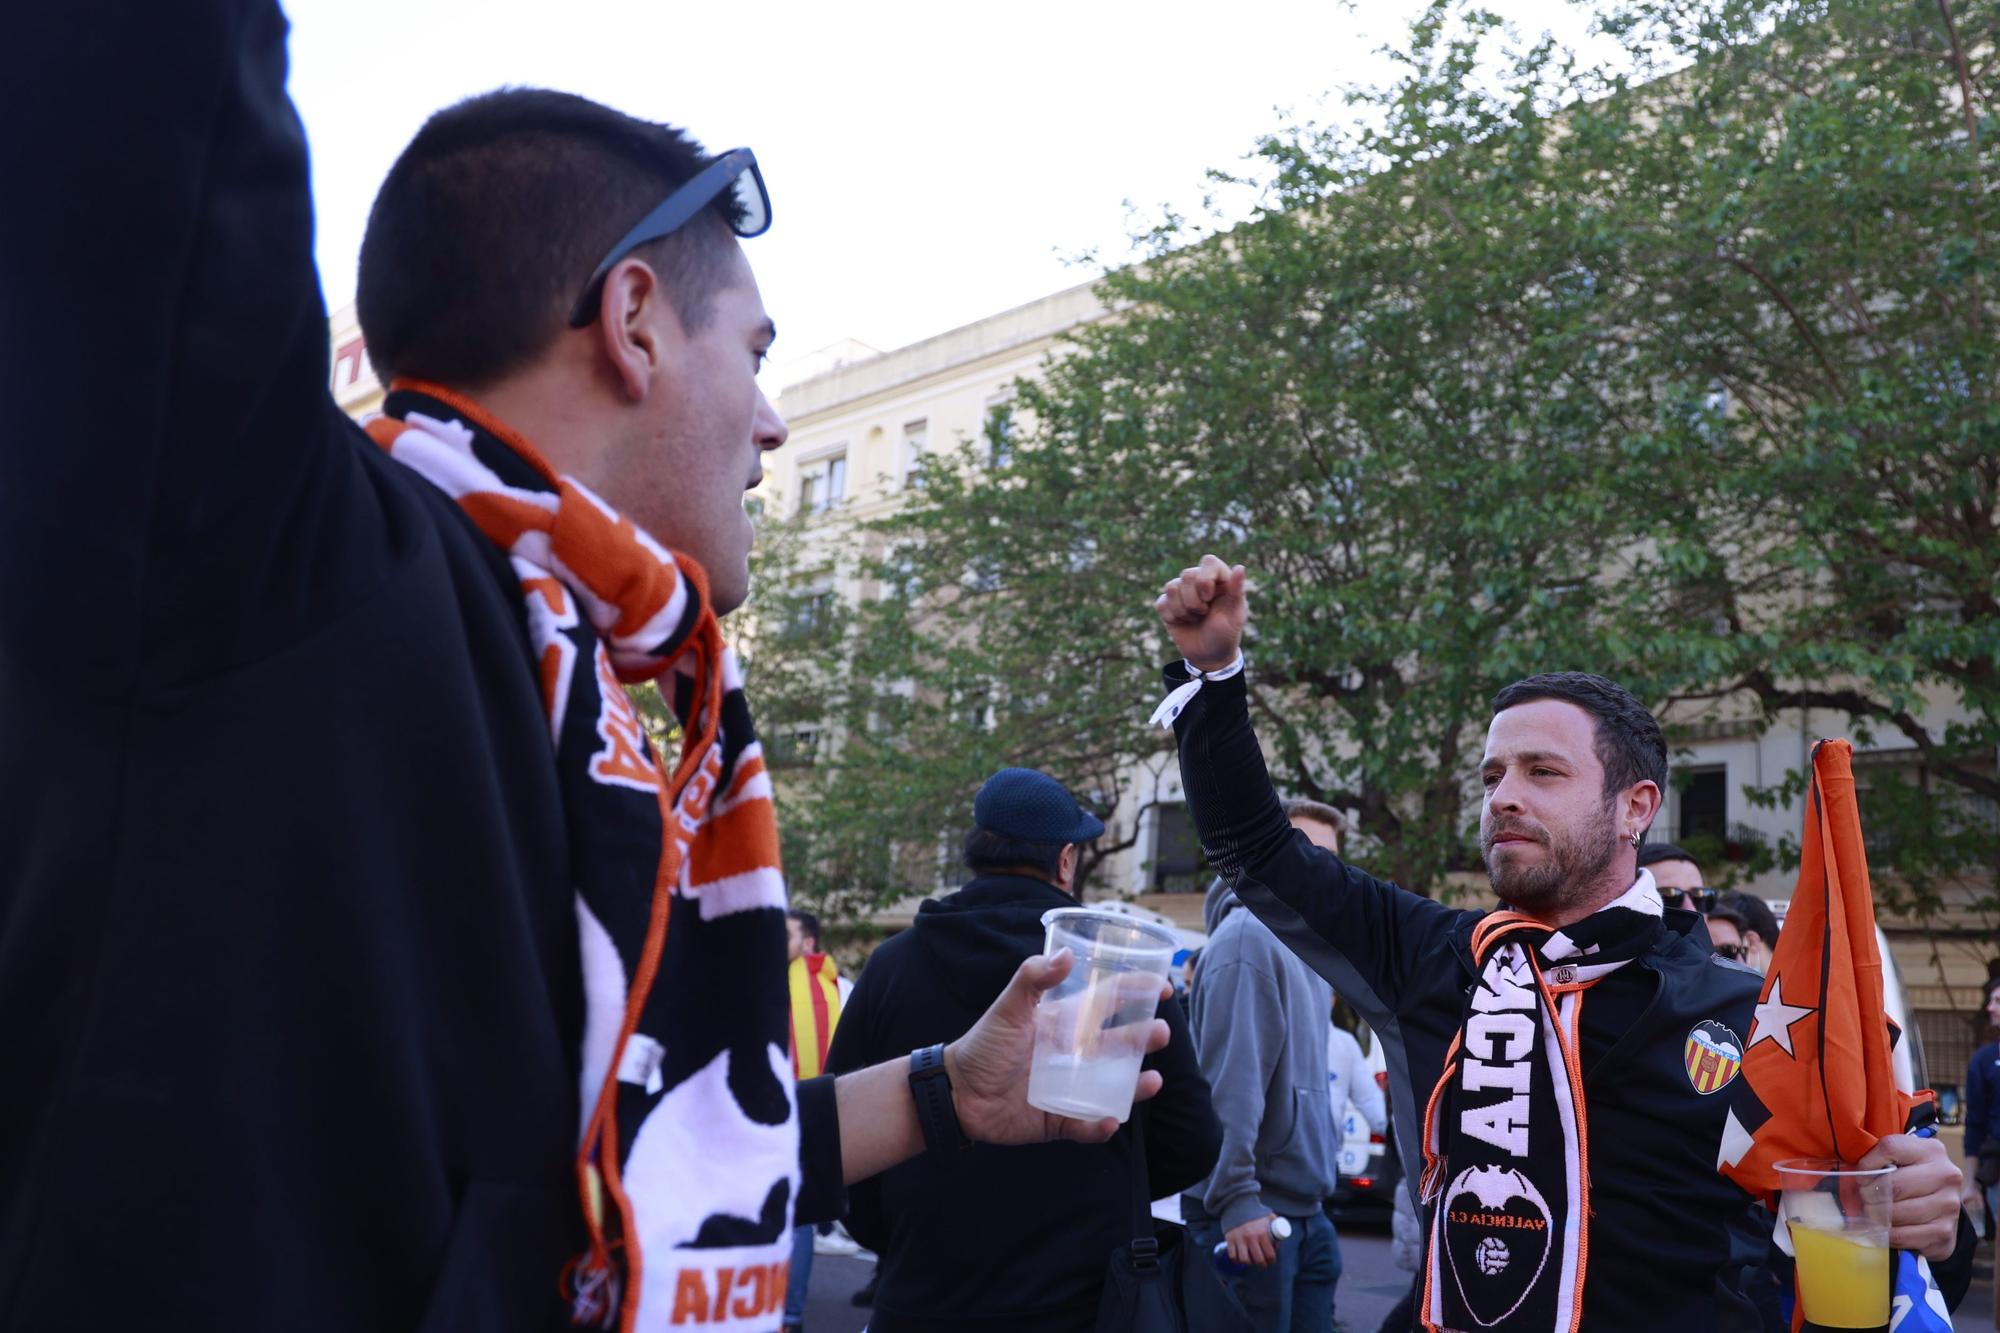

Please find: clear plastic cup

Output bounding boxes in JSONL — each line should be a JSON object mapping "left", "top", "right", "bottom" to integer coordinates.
{"left": 1774, "top": 1158, "right": 1893, "bottom": 1331}
{"left": 1027, "top": 908, "right": 1178, "bottom": 1123}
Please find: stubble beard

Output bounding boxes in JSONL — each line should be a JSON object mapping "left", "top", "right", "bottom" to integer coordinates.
{"left": 1485, "top": 800, "right": 1622, "bottom": 916}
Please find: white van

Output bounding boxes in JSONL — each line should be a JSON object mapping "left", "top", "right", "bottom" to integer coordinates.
{"left": 1330, "top": 1008, "right": 1400, "bottom": 1213}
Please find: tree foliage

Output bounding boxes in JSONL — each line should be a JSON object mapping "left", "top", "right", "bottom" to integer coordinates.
{"left": 759, "top": 0, "right": 1998, "bottom": 939}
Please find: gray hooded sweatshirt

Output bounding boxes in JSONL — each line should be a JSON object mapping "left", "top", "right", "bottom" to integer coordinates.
{"left": 1186, "top": 877, "right": 1337, "bottom": 1231}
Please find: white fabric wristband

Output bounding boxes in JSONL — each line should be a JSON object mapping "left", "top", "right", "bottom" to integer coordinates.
{"left": 1148, "top": 653, "right": 1246, "bottom": 730}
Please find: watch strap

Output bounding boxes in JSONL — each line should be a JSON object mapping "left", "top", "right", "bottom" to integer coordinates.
{"left": 908, "top": 1043, "right": 970, "bottom": 1154}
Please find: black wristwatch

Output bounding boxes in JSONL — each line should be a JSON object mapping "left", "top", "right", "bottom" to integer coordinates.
{"left": 908, "top": 1043, "right": 971, "bottom": 1154}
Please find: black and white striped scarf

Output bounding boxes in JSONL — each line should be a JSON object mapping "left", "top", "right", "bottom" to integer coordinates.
{"left": 1419, "top": 872, "right": 1664, "bottom": 1332}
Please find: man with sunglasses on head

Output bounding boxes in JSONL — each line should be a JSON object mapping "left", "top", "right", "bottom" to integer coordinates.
{"left": 1, "top": 6, "right": 1174, "bottom": 1330}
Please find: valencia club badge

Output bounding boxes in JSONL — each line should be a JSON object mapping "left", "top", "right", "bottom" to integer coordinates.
{"left": 1685, "top": 1020, "right": 1744, "bottom": 1095}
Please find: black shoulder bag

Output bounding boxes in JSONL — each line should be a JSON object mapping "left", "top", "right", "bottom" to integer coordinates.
{"left": 1094, "top": 1107, "right": 1252, "bottom": 1333}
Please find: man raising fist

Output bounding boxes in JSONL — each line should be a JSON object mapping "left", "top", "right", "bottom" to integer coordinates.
{"left": 1150, "top": 554, "right": 1971, "bottom": 1333}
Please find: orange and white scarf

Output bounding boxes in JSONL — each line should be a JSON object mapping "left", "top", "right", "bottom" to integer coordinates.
{"left": 1418, "top": 873, "right": 1662, "bottom": 1332}
{"left": 371, "top": 384, "right": 796, "bottom": 1333}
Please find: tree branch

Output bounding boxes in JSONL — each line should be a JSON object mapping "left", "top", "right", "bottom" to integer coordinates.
{"left": 1717, "top": 252, "right": 1845, "bottom": 395}
{"left": 1738, "top": 669, "right": 2000, "bottom": 804}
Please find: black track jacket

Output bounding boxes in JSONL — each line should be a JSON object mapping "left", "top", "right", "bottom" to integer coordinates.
{"left": 1166, "top": 664, "right": 1778, "bottom": 1330}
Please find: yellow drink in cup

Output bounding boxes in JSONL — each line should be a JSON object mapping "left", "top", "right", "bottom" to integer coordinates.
{"left": 1786, "top": 1221, "right": 1889, "bottom": 1328}
{"left": 1775, "top": 1158, "right": 1894, "bottom": 1333}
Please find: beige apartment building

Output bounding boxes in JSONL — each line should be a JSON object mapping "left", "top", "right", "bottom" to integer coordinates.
{"left": 757, "top": 285, "right": 1997, "bottom": 1097}
{"left": 328, "top": 300, "right": 386, "bottom": 420}
{"left": 329, "top": 285, "right": 1995, "bottom": 1101}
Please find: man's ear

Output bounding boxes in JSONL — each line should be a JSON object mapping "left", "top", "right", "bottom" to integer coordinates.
{"left": 1624, "top": 780, "right": 1663, "bottom": 842}
{"left": 592, "top": 257, "right": 678, "bottom": 401}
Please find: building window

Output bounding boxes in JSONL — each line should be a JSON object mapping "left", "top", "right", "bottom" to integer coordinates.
{"left": 880, "top": 544, "right": 916, "bottom": 597}
{"left": 1150, "top": 802, "right": 1207, "bottom": 893}
{"left": 984, "top": 395, "right": 1015, "bottom": 469}
{"left": 797, "top": 450, "right": 847, "bottom": 516}
{"left": 901, "top": 419, "right": 929, "bottom": 489}
{"left": 1677, "top": 766, "right": 1728, "bottom": 843}
{"left": 791, "top": 587, "right": 836, "bottom": 639}
{"left": 769, "top": 723, "right": 820, "bottom": 766}
{"left": 954, "top": 683, "right": 992, "bottom": 732}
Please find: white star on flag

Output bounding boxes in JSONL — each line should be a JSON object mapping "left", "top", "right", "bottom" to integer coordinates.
{"left": 1715, "top": 1107, "right": 1757, "bottom": 1169}
{"left": 1747, "top": 973, "right": 1815, "bottom": 1057}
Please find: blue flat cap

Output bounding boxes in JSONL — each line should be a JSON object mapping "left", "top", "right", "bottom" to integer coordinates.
{"left": 973, "top": 767, "right": 1105, "bottom": 844}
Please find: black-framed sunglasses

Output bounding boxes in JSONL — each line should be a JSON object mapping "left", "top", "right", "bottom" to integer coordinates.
{"left": 1662, "top": 887, "right": 1718, "bottom": 913}
{"left": 1715, "top": 942, "right": 1748, "bottom": 961}
{"left": 567, "top": 147, "right": 770, "bottom": 328}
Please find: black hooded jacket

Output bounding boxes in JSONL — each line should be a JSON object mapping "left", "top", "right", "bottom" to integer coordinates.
{"left": 826, "top": 874, "right": 1220, "bottom": 1332}
{"left": 0, "top": 7, "right": 847, "bottom": 1328}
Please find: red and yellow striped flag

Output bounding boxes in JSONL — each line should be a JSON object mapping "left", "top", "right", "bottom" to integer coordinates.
{"left": 788, "top": 953, "right": 843, "bottom": 1080}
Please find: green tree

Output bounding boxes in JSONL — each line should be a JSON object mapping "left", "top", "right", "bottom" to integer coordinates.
{"left": 1582, "top": 0, "right": 1999, "bottom": 937}
{"left": 764, "top": 0, "right": 1998, "bottom": 940}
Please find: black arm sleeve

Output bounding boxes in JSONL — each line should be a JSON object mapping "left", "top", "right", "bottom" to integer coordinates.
{"left": 1, "top": 0, "right": 388, "bottom": 692}
{"left": 1166, "top": 661, "right": 1294, "bottom": 877}
{"left": 1167, "top": 662, "right": 1466, "bottom": 1021}
{"left": 1138, "top": 994, "right": 1222, "bottom": 1200}
{"left": 822, "top": 979, "right": 887, "bottom": 1250}
{"left": 1931, "top": 1210, "right": 1976, "bottom": 1312}
{"left": 794, "top": 1076, "right": 845, "bottom": 1227}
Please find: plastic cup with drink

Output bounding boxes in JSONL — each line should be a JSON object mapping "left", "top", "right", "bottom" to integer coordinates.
{"left": 1026, "top": 908, "right": 1178, "bottom": 1124}
{"left": 1775, "top": 1158, "right": 1893, "bottom": 1332}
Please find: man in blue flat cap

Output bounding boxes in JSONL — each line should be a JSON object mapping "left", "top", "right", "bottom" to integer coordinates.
{"left": 825, "top": 769, "right": 1221, "bottom": 1332}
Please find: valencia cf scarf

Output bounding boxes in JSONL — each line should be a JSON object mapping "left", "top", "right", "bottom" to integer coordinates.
{"left": 370, "top": 385, "right": 796, "bottom": 1333}
{"left": 1419, "top": 872, "right": 1664, "bottom": 1332}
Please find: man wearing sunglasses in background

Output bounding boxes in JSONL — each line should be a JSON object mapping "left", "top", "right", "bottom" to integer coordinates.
{"left": 1637, "top": 841, "right": 1717, "bottom": 914}
{"left": 1636, "top": 844, "right": 1781, "bottom": 970}
{"left": 1704, "top": 892, "right": 1783, "bottom": 976}
{"left": 1, "top": 5, "right": 1171, "bottom": 1330}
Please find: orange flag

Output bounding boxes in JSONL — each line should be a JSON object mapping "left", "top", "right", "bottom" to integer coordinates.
{"left": 1716, "top": 739, "right": 1929, "bottom": 1192}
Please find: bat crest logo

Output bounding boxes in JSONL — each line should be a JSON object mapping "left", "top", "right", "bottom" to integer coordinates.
{"left": 1684, "top": 1020, "right": 1743, "bottom": 1095}
{"left": 1441, "top": 1164, "right": 1552, "bottom": 1326}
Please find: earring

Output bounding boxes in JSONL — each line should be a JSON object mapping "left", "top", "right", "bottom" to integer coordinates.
{"left": 1628, "top": 832, "right": 1642, "bottom": 849}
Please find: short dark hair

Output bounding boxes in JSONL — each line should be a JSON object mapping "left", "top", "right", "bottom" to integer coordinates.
{"left": 358, "top": 88, "right": 742, "bottom": 388}
{"left": 1281, "top": 798, "right": 1347, "bottom": 837}
{"left": 786, "top": 910, "right": 821, "bottom": 948}
{"left": 963, "top": 826, "right": 1066, "bottom": 879}
{"left": 1637, "top": 842, "right": 1699, "bottom": 870}
{"left": 1707, "top": 891, "right": 1781, "bottom": 946}
{"left": 1490, "top": 672, "right": 1667, "bottom": 804}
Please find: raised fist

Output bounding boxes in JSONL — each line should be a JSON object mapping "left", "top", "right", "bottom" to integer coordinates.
{"left": 1154, "top": 554, "right": 1248, "bottom": 672}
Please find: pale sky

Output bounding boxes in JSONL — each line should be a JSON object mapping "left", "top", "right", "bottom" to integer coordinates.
{"left": 284, "top": 0, "right": 1600, "bottom": 386}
